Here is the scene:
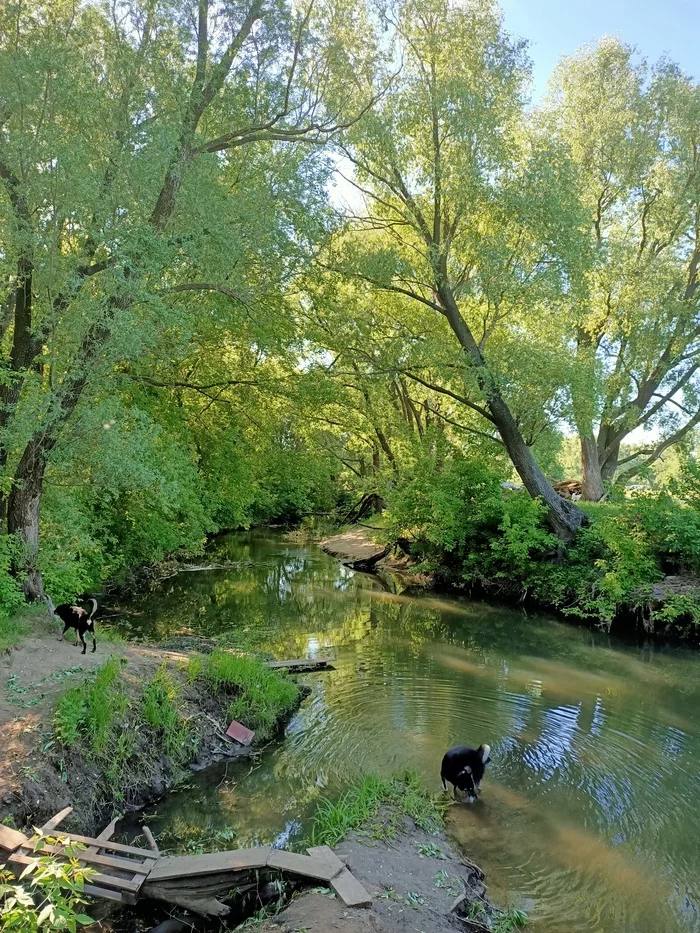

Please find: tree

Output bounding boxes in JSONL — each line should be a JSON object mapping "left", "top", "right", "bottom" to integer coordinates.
{"left": 545, "top": 39, "right": 700, "bottom": 499}
{"left": 331, "top": 0, "right": 587, "bottom": 539}
{"left": 0, "top": 0, "right": 379, "bottom": 596}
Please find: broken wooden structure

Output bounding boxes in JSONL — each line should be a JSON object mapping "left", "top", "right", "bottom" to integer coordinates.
{"left": 0, "top": 806, "right": 371, "bottom": 919}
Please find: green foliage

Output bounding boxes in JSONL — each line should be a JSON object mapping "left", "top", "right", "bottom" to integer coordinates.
{"left": 142, "top": 664, "right": 189, "bottom": 759}
{"left": 53, "top": 657, "right": 193, "bottom": 802}
{"left": 0, "top": 848, "right": 94, "bottom": 932}
{"left": 311, "top": 772, "right": 445, "bottom": 847}
{"left": 0, "top": 611, "right": 25, "bottom": 652}
{"left": 388, "top": 455, "right": 700, "bottom": 635}
{"left": 189, "top": 651, "right": 300, "bottom": 740}
{"left": 54, "top": 656, "right": 127, "bottom": 754}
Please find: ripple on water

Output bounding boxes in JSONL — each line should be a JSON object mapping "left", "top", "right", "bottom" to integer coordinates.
{"left": 119, "top": 531, "right": 700, "bottom": 933}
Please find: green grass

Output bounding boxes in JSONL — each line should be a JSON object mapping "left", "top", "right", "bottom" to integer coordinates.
{"left": 188, "top": 650, "right": 300, "bottom": 741}
{"left": 0, "top": 611, "right": 26, "bottom": 652}
{"left": 310, "top": 772, "right": 446, "bottom": 847}
{"left": 142, "top": 663, "right": 189, "bottom": 758}
{"left": 54, "top": 656, "right": 127, "bottom": 753}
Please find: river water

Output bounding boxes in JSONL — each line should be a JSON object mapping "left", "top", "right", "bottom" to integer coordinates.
{"left": 117, "top": 530, "right": 700, "bottom": 933}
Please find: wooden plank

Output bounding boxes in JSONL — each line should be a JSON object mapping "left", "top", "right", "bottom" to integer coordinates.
{"left": 31, "top": 830, "right": 153, "bottom": 858}
{"left": 330, "top": 868, "right": 372, "bottom": 908}
{"left": 267, "top": 849, "right": 341, "bottom": 882}
{"left": 7, "top": 853, "right": 142, "bottom": 895}
{"left": 147, "top": 846, "right": 271, "bottom": 882}
{"left": 96, "top": 816, "right": 120, "bottom": 842}
{"left": 306, "top": 845, "right": 344, "bottom": 876}
{"left": 142, "top": 826, "right": 160, "bottom": 855}
{"left": 0, "top": 823, "right": 28, "bottom": 854}
{"left": 266, "top": 658, "right": 333, "bottom": 671}
{"left": 21, "top": 841, "right": 155, "bottom": 875}
{"left": 87, "top": 816, "right": 120, "bottom": 856}
{"left": 83, "top": 882, "right": 124, "bottom": 904}
{"left": 39, "top": 807, "right": 73, "bottom": 834}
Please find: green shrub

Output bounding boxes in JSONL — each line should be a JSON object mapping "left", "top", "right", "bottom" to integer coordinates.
{"left": 189, "top": 651, "right": 299, "bottom": 740}
{"left": 386, "top": 452, "right": 700, "bottom": 634}
{"left": 0, "top": 848, "right": 94, "bottom": 931}
{"left": 54, "top": 656, "right": 127, "bottom": 754}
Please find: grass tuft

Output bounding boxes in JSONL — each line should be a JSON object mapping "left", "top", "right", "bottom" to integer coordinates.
{"left": 311, "top": 772, "right": 446, "bottom": 847}
{"left": 188, "top": 650, "right": 300, "bottom": 741}
{"left": 142, "top": 663, "right": 190, "bottom": 758}
{"left": 0, "top": 611, "right": 26, "bottom": 652}
{"left": 54, "top": 656, "right": 126, "bottom": 753}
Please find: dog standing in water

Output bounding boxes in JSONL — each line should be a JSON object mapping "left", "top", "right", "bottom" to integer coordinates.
{"left": 440, "top": 743, "right": 492, "bottom": 801}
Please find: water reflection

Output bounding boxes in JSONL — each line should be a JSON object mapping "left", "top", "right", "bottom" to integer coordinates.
{"left": 118, "top": 531, "right": 700, "bottom": 933}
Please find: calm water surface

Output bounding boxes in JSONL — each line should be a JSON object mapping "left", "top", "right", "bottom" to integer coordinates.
{"left": 118, "top": 531, "right": 700, "bottom": 933}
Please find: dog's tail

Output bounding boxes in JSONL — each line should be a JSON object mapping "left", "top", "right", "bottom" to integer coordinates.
{"left": 87, "top": 598, "right": 98, "bottom": 621}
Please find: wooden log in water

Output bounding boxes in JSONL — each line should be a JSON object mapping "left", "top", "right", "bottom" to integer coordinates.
{"left": 266, "top": 657, "right": 334, "bottom": 672}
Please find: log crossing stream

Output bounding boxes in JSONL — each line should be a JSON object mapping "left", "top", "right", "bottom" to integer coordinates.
{"left": 114, "top": 529, "right": 700, "bottom": 933}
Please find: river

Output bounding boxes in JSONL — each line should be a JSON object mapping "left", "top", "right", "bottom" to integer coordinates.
{"left": 115, "top": 530, "right": 700, "bottom": 933}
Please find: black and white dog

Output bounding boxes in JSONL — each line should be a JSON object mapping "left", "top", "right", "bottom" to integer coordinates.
{"left": 440, "top": 743, "right": 492, "bottom": 801}
{"left": 44, "top": 596, "right": 97, "bottom": 654}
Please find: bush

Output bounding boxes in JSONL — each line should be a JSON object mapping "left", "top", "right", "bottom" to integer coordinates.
{"left": 311, "top": 772, "right": 445, "bottom": 847}
{"left": 189, "top": 651, "right": 300, "bottom": 740}
{"left": 0, "top": 848, "right": 94, "bottom": 931}
{"left": 386, "top": 452, "right": 700, "bottom": 635}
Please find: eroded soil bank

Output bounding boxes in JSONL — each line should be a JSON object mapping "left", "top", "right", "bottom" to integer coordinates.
{"left": 0, "top": 612, "right": 302, "bottom": 836}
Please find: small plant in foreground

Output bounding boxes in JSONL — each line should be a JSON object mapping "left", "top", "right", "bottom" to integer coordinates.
{"left": 0, "top": 845, "right": 95, "bottom": 932}
{"left": 417, "top": 841, "right": 446, "bottom": 859}
{"left": 492, "top": 907, "right": 528, "bottom": 931}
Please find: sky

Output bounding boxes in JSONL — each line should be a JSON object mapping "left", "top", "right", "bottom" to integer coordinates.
{"left": 498, "top": 0, "right": 699, "bottom": 100}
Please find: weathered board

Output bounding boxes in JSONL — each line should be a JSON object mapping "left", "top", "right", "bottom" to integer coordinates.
{"left": 39, "top": 806, "right": 73, "bottom": 834}
{"left": 0, "top": 824, "right": 28, "bottom": 854}
{"left": 330, "top": 867, "right": 373, "bottom": 907}
{"left": 266, "top": 658, "right": 334, "bottom": 671}
{"left": 267, "top": 848, "right": 342, "bottom": 882}
{"left": 146, "top": 846, "right": 272, "bottom": 882}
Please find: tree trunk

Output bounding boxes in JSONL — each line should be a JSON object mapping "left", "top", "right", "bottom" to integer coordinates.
{"left": 580, "top": 434, "right": 605, "bottom": 501}
{"left": 8, "top": 437, "right": 47, "bottom": 599}
{"left": 437, "top": 283, "right": 586, "bottom": 540}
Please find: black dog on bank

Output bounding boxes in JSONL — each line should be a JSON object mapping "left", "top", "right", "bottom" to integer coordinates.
{"left": 441, "top": 743, "right": 492, "bottom": 801}
{"left": 44, "top": 596, "right": 98, "bottom": 654}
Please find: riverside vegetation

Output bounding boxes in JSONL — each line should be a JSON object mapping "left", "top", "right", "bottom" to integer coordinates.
{"left": 2, "top": 0, "right": 700, "bottom": 640}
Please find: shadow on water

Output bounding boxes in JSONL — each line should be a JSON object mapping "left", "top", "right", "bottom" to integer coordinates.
{"left": 117, "top": 530, "right": 700, "bottom": 933}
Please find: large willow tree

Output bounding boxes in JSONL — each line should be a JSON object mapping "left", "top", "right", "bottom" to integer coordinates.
{"left": 0, "top": 0, "right": 379, "bottom": 596}
{"left": 544, "top": 40, "right": 700, "bottom": 500}
{"left": 332, "top": 0, "right": 587, "bottom": 539}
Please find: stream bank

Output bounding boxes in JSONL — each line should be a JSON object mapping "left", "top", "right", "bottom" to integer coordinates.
{"left": 0, "top": 613, "right": 306, "bottom": 837}
{"left": 319, "top": 528, "right": 700, "bottom": 642}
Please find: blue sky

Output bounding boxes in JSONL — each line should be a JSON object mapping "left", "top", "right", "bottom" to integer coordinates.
{"left": 498, "top": 0, "right": 699, "bottom": 100}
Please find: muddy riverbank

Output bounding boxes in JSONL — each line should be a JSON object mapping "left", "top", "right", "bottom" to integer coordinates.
{"left": 0, "top": 612, "right": 305, "bottom": 836}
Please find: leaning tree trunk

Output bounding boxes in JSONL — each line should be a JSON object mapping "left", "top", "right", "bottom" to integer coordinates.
{"left": 7, "top": 436, "right": 47, "bottom": 599}
{"left": 580, "top": 434, "right": 606, "bottom": 501}
{"left": 438, "top": 284, "right": 586, "bottom": 541}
